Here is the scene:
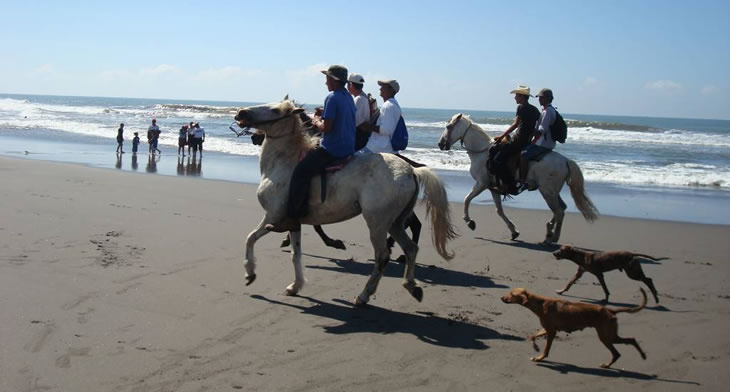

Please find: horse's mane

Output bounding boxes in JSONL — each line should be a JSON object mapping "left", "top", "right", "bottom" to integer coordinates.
{"left": 460, "top": 114, "right": 491, "bottom": 141}
{"left": 281, "top": 100, "right": 317, "bottom": 151}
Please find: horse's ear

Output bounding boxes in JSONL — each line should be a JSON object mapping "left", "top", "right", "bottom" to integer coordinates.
{"left": 282, "top": 94, "right": 289, "bottom": 101}
{"left": 455, "top": 113, "right": 463, "bottom": 121}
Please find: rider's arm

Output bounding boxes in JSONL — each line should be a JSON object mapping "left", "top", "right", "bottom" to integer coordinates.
{"left": 496, "top": 116, "right": 519, "bottom": 141}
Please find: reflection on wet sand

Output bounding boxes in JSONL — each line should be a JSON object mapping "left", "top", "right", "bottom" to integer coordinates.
{"left": 177, "top": 155, "right": 202, "bottom": 177}
{"left": 115, "top": 153, "right": 122, "bottom": 169}
{"left": 146, "top": 154, "right": 159, "bottom": 174}
{"left": 131, "top": 154, "right": 138, "bottom": 171}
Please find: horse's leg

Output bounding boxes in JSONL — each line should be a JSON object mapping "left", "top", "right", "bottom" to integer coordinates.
{"left": 464, "top": 182, "right": 488, "bottom": 230}
{"left": 355, "top": 218, "right": 391, "bottom": 306}
{"left": 244, "top": 216, "right": 273, "bottom": 285}
{"left": 539, "top": 187, "right": 565, "bottom": 244}
{"left": 491, "top": 190, "right": 519, "bottom": 240}
{"left": 313, "top": 225, "right": 346, "bottom": 250}
{"left": 280, "top": 233, "right": 290, "bottom": 248}
{"left": 389, "top": 222, "right": 422, "bottom": 301}
{"left": 285, "top": 229, "right": 305, "bottom": 295}
{"left": 393, "top": 214, "right": 421, "bottom": 264}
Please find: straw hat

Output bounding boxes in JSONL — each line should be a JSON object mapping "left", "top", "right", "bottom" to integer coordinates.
{"left": 509, "top": 85, "right": 532, "bottom": 97}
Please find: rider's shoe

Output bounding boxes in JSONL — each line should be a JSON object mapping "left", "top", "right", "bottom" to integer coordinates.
{"left": 265, "top": 217, "right": 301, "bottom": 233}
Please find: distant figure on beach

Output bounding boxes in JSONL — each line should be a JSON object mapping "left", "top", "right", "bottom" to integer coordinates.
{"left": 132, "top": 132, "right": 140, "bottom": 154}
{"left": 361, "top": 79, "right": 401, "bottom": 154}
{"left": 187, "top": 122, "right": 196, "bottom": 155}
{"left": 519, "top": 88, "right": 557, "bottom": 186}
{"left": 265, "top": 64, "right": 356, "bottom": 233}
{"left": 492, "top": 85, "right": 540, "bottom": 195}
{"left": 148, "top": 119, "right": 161, "bottom": 155}
{"left": 116, "top": 123, "right": 125, "bottom": 154}
{"left": 178, "top": 124, "right": 188, "bottom": 156}
{"left": 347, "top": 73, "right": 372, "bottom": 150}
{"left": 193, "top": 123, "right": 205, "bottom": 157}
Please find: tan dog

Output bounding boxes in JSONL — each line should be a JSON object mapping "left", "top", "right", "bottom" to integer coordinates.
{"left": 553, "top": 245, "right": 664, "bottom": 303}
{"left": 501, "top": 287, "right": 647, "bottom": 368}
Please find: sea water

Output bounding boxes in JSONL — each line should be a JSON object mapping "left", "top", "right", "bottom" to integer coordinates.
{"left": 1, "top": 93, "right": 728, "bottom": 224}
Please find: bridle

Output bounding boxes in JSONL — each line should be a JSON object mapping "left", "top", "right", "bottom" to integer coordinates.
{"left": 234, "top": 112, "right": 298, "bottom": 139}
{"left": 447, "top": 118, "right": 490, "bottom": 153}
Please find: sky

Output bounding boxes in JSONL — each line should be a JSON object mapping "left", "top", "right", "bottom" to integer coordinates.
{"left": 2, "top": 0, "right": 729, "bottom": 120}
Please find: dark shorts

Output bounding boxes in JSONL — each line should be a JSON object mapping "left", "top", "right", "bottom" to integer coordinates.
{"left": 178, "top": 138, "right": 186, "bottom": 147}
{"left": 521, "top": 144, "right": 552, "bottom": 161}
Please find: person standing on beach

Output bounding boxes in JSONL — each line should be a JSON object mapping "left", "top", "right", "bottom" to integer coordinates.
{"left": 178, "top": 124, "right": 188, "bottom": 156}
{"left": 148, "top": 119, "right": 161, "bottom": 155}
{"left": 347, "top": 73, "right": 371, "bottom": 150}
{"left": 361, "top": 79, "right": 401, "bottom": 154}
{"left": 187, "top": 122, "right": 196, "bottom": 155}
{"left": 265, "top": 64, "right": 356, "bottom": 233}
{"left": 193, "top": 123, "right": 205, "bottom": 157}
{"left": 132, "top": 132, "right": 140, "bottom": 154}
{"left": 116, "top": 123, "right": 125, "bottom": 154}
{"left": 518, "top": 88, "right": 557, "bottom": 188}
{"left": 493, "top": 85, "right": 540, "bottom": 195}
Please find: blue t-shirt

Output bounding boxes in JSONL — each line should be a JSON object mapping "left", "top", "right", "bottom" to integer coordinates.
{"left": 321, "top": 87, "right": 356, "bottom": 158}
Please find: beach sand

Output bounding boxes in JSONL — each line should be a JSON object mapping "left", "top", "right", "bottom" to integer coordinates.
{"left": 1, "top": 156, "right": 729, "bottom": 391}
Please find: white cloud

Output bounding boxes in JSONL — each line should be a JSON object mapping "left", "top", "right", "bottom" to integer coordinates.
{"left": 701, "top": 85, "right": 719, "bottom": 95}
{"left": 645, "top": 80, "right": 682, "bottom": 91}
{"left": 192, "top": 66, "right": 265, "bottom": 82}
{"left": 583, "top": 76, "right": 598, "bottom": 86}
{"left": 139, "top": 64, "right": 182, "bottom": 77}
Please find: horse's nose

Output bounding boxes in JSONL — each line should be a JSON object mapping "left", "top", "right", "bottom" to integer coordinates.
{"left": 234, "top": 109, "right": 247, "bottom": 122}
{"left": 438, "top": 138, "right": 449, "bottom": 151}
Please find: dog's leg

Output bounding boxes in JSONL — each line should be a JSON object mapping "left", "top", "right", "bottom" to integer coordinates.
{"left": 556, "top": 267, "right": 584, "bottom": 294}
{"left": 529, "top": 329, "right": 547, "bottom": 352}
{"left": 626, "top": 263, "right": 660, "bottom": 304}
{"left": 642, "top": 278, "right": 659, "bottom": 303}
{"left": 616, "top": 336, "right": 647, "bottom": 361}
{"left": 597, "top": 325, "right": 622, "bottom": 368}
{"left": 531, "top": 329, "right": 556, "bottom": 362}
{"left": 596, "top": 272, "right": 610, "bottom": 303}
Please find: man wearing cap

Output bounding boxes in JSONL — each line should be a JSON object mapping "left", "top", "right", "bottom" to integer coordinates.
{"left": 361, "top": 79, "right": 401, "bottom": 154}
{"left": 265, "top": 65, "right": 356, "bottom": 233}
{"left": 493, "top": 85, "right": 540, "bottom": 195}
{"left": 518, "top": 88, "right": 557, "bottom": 188}
{"left": 147, "top": 119, "right": 161, "bottom": 155}
{"left": 347, "top": 73, "right": 371, "bottom": 150}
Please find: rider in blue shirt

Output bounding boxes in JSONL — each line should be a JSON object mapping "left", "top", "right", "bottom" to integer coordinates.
{"left": 265, "top": 65, "right": 356, "bottom": 233}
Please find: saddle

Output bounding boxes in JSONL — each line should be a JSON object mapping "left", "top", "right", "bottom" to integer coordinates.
{"left": 486, "top": 142, "right": 551, "bottom": 195}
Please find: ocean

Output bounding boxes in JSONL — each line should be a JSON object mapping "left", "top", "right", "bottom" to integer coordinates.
{"left": 1, "top": 93, "right": 729, "bottom": 225}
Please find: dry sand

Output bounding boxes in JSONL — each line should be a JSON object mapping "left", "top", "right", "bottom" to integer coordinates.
{"left": 1, "top": 156, "right": 729, "bottom": 391}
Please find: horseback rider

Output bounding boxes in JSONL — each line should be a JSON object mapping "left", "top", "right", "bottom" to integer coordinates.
{"left": 492, "top": 85, "right": 540, "bottom": 195}
{"left": 519, "top": 88, "right": 557, "bottom": 188}
{"left": 265, "top": 65, "right": 357, "bottom": 233}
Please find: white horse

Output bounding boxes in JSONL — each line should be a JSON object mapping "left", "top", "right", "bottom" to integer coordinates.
{"left": 437, "top": 113, "right": 598, "bottom": 244}
{"left": 235, "top": 99, "right": 457, "bottom": 305}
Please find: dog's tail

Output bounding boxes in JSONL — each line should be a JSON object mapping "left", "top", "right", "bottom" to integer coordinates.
{"left": 612, "top": 288, "right": 647, "bottom": 314}
{"left": 631, "top": 253, "right": 669, "bottom": 261}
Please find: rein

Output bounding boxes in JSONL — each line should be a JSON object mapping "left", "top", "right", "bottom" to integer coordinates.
{"left": 457, "top": 121, "right": 490, "bottom": 153}
{"left": 235, "top": 113, "right": 298, "bottom": 139}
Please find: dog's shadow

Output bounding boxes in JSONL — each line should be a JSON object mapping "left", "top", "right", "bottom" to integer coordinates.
{"left": 304, "top": 254, "right": 507, "bottom": 289}
{"left": 535, "top": 360, "right": 700, "bottom": 385}
{"left": 251, "top": 294, "right": 523, "bottom": 349}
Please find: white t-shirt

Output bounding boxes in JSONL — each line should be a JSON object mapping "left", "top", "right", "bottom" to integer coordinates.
{"left": 535, "top": 105, "right": 556, "bottom": 149}
{"left": 365, "top": 97, "right": 400, "bottom": 154}
{"left": 194, "top": 128, "right": 205, "bottom": 139}
{"left": 353, "top": 92, "right": 370, "bottom": 127}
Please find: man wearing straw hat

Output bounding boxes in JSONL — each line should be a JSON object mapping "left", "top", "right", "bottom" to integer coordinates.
{"left": 493, "top": 85, "right": 540, "bottom": 195}
{"left": 265, "top": 65, "right": 356, "bottom": 233}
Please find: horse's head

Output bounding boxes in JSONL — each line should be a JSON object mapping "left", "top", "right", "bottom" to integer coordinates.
{"left": 235, "top": 99, "right": 304, "bottom": 139}
{"left": 438, "top": 113, "right": 466, "bottom": 151}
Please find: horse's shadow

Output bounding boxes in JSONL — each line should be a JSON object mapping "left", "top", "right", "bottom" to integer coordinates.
{"left": 476, "top": 238, "right": 560, "bottom": 253}
{"left": 251, "top": 294, "right": 523, "bottom": 349}
{"left": 535, "top": 360, "right": 700, "bottom": 385}
{"left": 305, "top": 254, "right": 507, "bottom": 289}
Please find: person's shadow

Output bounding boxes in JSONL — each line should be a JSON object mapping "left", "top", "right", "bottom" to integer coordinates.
{"left": 535, "top": 360, "right": 700, "bottom": 385}
{"left": 306, "top": 256, "right": 507, "bottom": 289}
{"left": 251, "top": 294, "right": 522, "bottom": 349}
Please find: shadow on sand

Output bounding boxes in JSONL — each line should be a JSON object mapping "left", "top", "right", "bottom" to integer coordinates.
{"left": 251, "top": 294, "right": 523, "bottom": 349}
{"left": 304, "top": 255, "right": 507, "bottom": 289}
{"left": 535, "top": 360, "right": 700, "bottom": 385}
{"left": 476, "top": 237, "right": 561, "bottom": 253}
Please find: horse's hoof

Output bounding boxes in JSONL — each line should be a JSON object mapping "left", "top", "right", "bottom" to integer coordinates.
{"left": 285, "top": 283, "right": 300, "bottom": 296}
{"left": 467, "top": 220, "right": 476, "bottom": 231}
{"left": 354, "top": 295, "right": 369, "bottom": 307}
{"left": 280, "top": 240, "right": 290, "bottom": 248}
{"left": 331, "top": 240, "right": 347, "bottom": 250}
{"left": 245, "top": 274, "right": 257, "bottom": 286}
{"left": 410, "top": 286, "right": 423, "bottom": 302}
{"left": 511, "top": 231, "right": 520, "bottom": 240}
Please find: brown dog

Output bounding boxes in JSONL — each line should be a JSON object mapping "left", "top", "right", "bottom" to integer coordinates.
{"left": 501, "top": 287, "right": 647, "bottom": 368}
{"left": 553, "top": 245, "right": 664, "bottom": 303}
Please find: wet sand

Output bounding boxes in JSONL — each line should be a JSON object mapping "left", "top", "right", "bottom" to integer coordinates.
{"left": 1, "top": 156, "right": 729, "bottom": 391}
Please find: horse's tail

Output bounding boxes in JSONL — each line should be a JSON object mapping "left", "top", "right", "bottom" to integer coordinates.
{"left": 413, "top": 167, "right": 458, "bottom": 260}
{"left": 566, "top": 158, "right": 599, "bottom": 222}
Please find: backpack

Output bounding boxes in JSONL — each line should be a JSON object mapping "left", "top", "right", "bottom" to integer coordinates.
{"left": 551, "top": 108, "right": 567, "bottom": 143}
{"left": 391, "top": 116, "right": 409, "bottom": 151}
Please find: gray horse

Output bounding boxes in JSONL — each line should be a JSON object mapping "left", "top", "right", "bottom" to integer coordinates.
{"left": 235, "top": 99, "right": 457, "bottom": 305}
